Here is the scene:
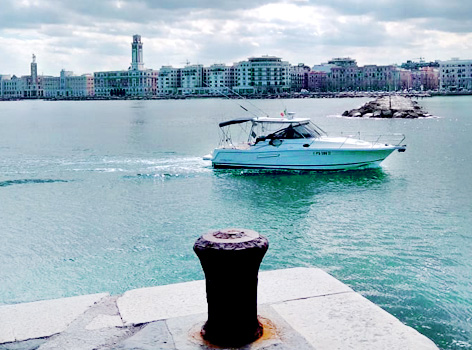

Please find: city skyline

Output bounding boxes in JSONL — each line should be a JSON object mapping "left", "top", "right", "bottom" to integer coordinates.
{"left": 1, "top": 0, "right": 472, "bottom": 76}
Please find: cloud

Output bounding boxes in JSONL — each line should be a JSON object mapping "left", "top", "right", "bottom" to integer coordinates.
{"left": 0, "top": 0, "right": 471, "bottom": 76}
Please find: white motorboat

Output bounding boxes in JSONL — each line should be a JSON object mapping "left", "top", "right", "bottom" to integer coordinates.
{"left": 204, "top": 113, "right": 406, "bottom": 171}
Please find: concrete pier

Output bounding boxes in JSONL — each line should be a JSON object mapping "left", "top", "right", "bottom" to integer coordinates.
{"left": 0, "top": 268, "right": 438, "bottom": 350}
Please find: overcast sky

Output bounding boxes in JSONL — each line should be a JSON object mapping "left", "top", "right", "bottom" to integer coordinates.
{"left": 1, "top": 0, "right": 471, "bottom": 76}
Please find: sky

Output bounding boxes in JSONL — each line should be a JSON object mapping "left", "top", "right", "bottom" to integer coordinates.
{"left": 1, "top": 0, "right": 472, "bottom": 76}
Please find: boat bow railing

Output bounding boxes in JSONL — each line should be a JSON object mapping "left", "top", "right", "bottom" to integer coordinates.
{"left": 339, "top": 132, "right": 406, "bottom": 148}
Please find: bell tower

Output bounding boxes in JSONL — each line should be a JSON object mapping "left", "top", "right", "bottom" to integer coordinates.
{"left": 31, "top": 54, "right": 38, "bottom": 84}
{"left": 131, "top": 35, "right": 144, "bottom": 71}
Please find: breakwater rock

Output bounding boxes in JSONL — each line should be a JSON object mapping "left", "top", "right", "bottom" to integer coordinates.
{"left": 342, "top": 95, "right": 431, "bottom": 118}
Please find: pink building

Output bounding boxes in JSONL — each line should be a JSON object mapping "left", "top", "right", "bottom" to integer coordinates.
{"left": 307, "top": 71, "right": 328, "bottom": 92}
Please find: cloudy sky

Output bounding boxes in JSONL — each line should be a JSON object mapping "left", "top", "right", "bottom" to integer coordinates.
{"left": 1, "top": 0, "right": 471, "bottom": 76}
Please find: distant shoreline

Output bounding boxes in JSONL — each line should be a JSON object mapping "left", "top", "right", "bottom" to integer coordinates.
{"left": 1, "top": 90, "right": 471, "bottom": 102}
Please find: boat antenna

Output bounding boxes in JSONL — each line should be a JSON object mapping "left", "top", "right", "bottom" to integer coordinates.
{"left": 202, "top": 82, "right": 268, "bottom": 118}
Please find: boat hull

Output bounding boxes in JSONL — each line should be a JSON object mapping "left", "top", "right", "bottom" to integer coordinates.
{"left": 211, "top": 147, "right": 399, "bottom": 171}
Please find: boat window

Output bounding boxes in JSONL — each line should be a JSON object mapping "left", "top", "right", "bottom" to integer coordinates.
{"left": 269, "top": 124, "right": 317, "bottom": 139}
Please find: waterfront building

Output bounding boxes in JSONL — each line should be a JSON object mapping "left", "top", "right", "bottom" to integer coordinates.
{"left": 327, "top": 59, "right": 400, "bottom": 92}
{"left": 157, "top": 66, "right": 180, "bottom": 95}
{"left": 0, "top": 75, "right": 11, "bottom": 98}
{"left": 290, "top": 64, "right": 311, "bottom": 91}
{"left": 398, "top": 62, "right": 439, "bottom": 91}
{"left": 203, "top": 64, "right": 234, "bottom": 95}
{"left": 178, "top": 64, "right": 205, "bottom": 95}
{"left": 439, "top": 58, "right": 472, "bottom": 91}
{"left": 420, "top": 67, "right": 439, "bottom": 91}
{"left": 18, "top": 54, "right": 44, "bottom": 98}
{"left": 328, "top": 65, "right": 362, "bottom": 91}
{"left": 233, "top": 56, "right": 291, "bottom": 95}
{"left": 27, "top": 54, "right": 41, "bottom": 97}
{"left": 94, "top": 35, "right": 157, "bottom": 97}
{"left": 400, "top": 59, "right": 439, "bottom": 70}
{"left": 0, "top": 75, "right": 23, "bottom": 98}
{"left": 42, "top": 76, "right": 60, "bottom": 97}
{"left": 307, "top": 71, "right": 328, "bottom": 92}
{"left": 359, "top": 65, "right": 399, "bottom": 91}
{"left": 398, "top": 69, "right": 413, "bottom": 91}
{"left": 326, "top": 58, "right": 366, "bottom": 91}
{"left": 1, "top": 55, "right": 45, "bottom": 98}
{"left": 43, "top": 70, "right": 94, "bottom": 98}
{"left": 327, "top": 57, "right": 357, "bottom": 68}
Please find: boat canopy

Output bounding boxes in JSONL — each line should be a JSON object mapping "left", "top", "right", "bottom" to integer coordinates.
{"left": 219, "top": 118, "right": 253, "bottom": 128}
{"left": 219, "top": 116, "right": 311, "bottom": 128}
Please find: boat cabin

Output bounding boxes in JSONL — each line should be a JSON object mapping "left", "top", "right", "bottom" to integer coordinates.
{"left": 218, "top": 115, "right": 326, "bottom": 148}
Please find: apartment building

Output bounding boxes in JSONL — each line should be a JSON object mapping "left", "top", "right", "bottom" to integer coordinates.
{"left": 157, "top": 66, "right": 180, "bottom": 95}
{"left": 328, "top": 62, "right": 400, "bottom": 92}
{"left": 179, "top": 64, "right": 204, "bottom": 95}
{"left": 233, "top": 56, "right": 291, "bottom": 95}
{"left": 204, "top": 64, "right": 234, "bottom": 95}
{"left": 439, "top": 58, "right": 472, "bottom": 91}
{"left": 290, "top": 64, "right": 311, "bottom": 91}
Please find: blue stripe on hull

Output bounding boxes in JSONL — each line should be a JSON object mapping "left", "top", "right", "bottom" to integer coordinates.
{"left": 213, "top": 158, "right": 386, "bottom": 171}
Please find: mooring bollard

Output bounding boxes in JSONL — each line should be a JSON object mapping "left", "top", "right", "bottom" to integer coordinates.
{"left": 193, "top": 228, "right": 269, "bottom": 347}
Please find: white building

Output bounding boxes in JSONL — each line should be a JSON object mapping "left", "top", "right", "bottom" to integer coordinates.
{"left": 42, "top": 76, "right": 60, "bottom": 97}
{"left": 157, "top": 66, "right": 180, "bottom": 95}
{"left": 439, "top": 58, "right": 472, "bottom": 91}
{"left": 94, "top": 35, "right": 157, "bottom": 97}
{"left": 0, "top": 75, "right": 11, "bottom": 98}
{"left": 0, "top": 75, "right": 23, "bottom": 98}
{"left": 233, "top": 56, "right": 291, "bottom": 95}
{"left": 179, "top": 64, "right": 204, "bottom": 95}
{"left": 0, "top": 55, "right": 44, "bottom": 98}
{"left": 43, "top": 70, "right": 94, "bottom": 98}
{"left": 203, "top": 64, "right": 234, "bottom": 95}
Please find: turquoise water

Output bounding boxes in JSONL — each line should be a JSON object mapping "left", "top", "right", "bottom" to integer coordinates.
{"left": 0, "top": 97, "right": 471, "bottom": 349}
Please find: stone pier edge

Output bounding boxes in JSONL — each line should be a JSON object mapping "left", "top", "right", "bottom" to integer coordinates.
{"left": 0, "top": 267, "right": 439, "bottom": 350}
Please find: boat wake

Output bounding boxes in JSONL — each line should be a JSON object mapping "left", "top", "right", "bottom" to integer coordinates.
{"left": 107, "top": 156, "right": 214, "bottom": 179}
{"left": 0, "top": 179, "right": 68, "bottom": 187}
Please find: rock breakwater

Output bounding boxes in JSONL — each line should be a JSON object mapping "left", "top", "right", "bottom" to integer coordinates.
{"left": 342, "top": 95, "right": 431, "bottom": 118}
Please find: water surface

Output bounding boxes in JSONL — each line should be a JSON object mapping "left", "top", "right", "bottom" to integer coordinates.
{"left": 0, "top": 97, "right": 470, "bottom": 349}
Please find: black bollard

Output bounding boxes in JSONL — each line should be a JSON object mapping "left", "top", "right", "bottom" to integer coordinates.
{"left": 193, "top": 228, "right": 269, "bottom": 347}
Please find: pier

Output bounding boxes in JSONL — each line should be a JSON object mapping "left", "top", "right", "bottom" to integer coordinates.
{"left": 0, "top": 268, "right": 438, "bottom": 350}
{"left": 342, "top": 95, "right": 431, "bottom": 118}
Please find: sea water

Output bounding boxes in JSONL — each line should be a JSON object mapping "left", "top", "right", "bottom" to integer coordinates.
{"left": 0, "top": 97, "right": 471, "bottom": 349}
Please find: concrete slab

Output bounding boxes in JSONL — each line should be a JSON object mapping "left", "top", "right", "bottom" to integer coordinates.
{"left": 113, "top": 321, "right": 175, "bottom": 350}
{"left": 37, "top": 295, "right": 131, "bottom": 350}
{"left": 164, "top": 312, "right": 280, "bottom": 350}
{"left": 117, "top": 280, "right": 207, "bottom": 326}
{"left": 0, "top": 268, "right": 439, "bottom": 349}
{"left": 85, "top": 315, "right": 123, "bottom": 330}
{"left": 272, "top": 292, "right": 438, "bottom": 350}
{"left": 258, "top": 267, "right": 353, "bottom": 304}
{"left": 0, "top": 293, "right": 108, "bottom": 343}
{"left": 116, "top": 268, "right": 351, "bottom": 327}
{"left": 164, "top": 305, "right": 315, "bottom": 350}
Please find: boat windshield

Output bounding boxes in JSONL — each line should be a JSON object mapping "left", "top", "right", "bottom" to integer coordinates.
{"left": 251, "top": 121, "right": 322, "bottom": 141}
{"left": 268, "top": 124, "right": 316, "bottom": 139}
